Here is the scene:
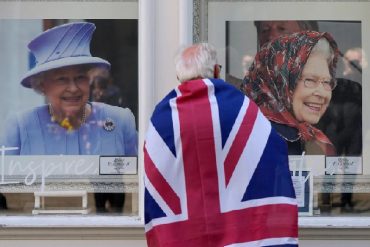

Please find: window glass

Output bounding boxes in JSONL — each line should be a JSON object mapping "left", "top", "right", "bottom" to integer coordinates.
{"left": 0, "top": 3, "right": 138, "bottom": 217}
{"left": 198, "top": 0, "right": 370, "bottom": 217}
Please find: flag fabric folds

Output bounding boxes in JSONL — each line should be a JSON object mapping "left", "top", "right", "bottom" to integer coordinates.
{"left": 144, "top": 78, "right": 298, "bottom": 247}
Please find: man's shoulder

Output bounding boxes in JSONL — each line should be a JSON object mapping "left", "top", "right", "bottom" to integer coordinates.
{"left": 181, "top": 78, "right": 244, "bottom": 94}
{"left": 202, "top": 78, "right": 247, "bottom": 96}
{"left": 155, "top": 78, "right": 249, "bottom": 107}
{"left": 153, "top": 89, "right": 178, "bottom": 114}
{"left": 209, "top": 78, "right": 251, "bottom": 103}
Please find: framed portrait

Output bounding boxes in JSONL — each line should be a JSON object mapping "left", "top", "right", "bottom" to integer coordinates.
{"left": 0, "top": 1, "right": 140, "bottom": 219}
{"left": 194, "top": 0, "right": 370, "bottom": 215}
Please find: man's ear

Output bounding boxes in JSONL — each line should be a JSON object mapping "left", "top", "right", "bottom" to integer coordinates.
{"left": 213, "top": 64, "right": 220, "bottom": 79}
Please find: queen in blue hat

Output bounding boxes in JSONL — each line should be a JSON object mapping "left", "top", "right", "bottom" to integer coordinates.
{"left": 1, "top": 22, "right": 137, "bottom": 156}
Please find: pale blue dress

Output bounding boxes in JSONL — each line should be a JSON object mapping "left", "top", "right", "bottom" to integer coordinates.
{"left": 1, "top": 102, "right": 137, "bottom": 155}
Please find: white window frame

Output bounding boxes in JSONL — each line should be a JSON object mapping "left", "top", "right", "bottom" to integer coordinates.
{"left": 0, "top": 0, "right": 146, "bottom": 233}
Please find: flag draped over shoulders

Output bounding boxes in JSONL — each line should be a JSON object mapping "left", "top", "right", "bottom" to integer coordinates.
{"left": 144, "top": 78, "right": 298, "bottom": 247}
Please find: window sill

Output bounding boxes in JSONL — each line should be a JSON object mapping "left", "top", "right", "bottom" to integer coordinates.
{"left": 2, "top": 216, "right": 370, "bottom": 240}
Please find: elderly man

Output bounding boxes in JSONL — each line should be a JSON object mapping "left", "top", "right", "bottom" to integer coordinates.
{"left": 144, "top": 43, "right": 298, "bottom": 247}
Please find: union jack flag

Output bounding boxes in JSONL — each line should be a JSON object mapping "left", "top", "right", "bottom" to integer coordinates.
{"left": 144, "top": 78, "right": 298, "bottom": 247}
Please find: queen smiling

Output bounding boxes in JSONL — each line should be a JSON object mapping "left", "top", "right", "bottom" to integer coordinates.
{"left": 242, "top": 31, "right": 339, "bottom": 155}
{"left": 1, "top": 22, "right": 137, "bottom": 156}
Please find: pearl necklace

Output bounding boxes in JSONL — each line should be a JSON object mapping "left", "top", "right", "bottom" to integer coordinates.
{"left": 48, "top": 104, "right": 87, "bottom": 131}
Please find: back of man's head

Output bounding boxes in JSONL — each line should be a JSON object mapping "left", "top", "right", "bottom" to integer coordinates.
{"left": 175, "top": 43, "right": 218, "bottom": 83}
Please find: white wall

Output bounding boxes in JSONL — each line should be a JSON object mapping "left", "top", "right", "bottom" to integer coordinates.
{"left": 153, "top": 1, "right": 179, "bottom": 102}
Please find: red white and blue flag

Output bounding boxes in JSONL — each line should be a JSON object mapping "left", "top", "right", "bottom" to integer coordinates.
{"left": 144, "top": 78, "right": 298, "bottom": 247}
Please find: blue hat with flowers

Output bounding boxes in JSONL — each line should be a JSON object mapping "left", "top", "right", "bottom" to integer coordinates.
{"left": 20, "top": 22, "right": 110, "bottom": 88}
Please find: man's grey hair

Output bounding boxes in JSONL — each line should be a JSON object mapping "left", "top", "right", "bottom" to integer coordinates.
{"left": 175, "top": 43, "right": 218, "bottom": 83}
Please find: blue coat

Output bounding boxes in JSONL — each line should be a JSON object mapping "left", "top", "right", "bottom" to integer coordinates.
{"left": 1, "top": 102, "right": 137, "bottom": 155}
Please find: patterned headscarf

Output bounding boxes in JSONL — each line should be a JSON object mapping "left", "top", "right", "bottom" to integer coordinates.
{"left": 242, "top": 31, "right": 339, "bottom": 155}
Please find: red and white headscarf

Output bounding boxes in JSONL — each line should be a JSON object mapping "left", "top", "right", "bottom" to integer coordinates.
{"left": 242, "top": 31, "right": 339, "bottom": 155}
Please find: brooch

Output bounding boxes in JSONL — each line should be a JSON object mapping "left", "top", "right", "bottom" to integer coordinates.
{"left": 103, "top": 118, "right": 115, "bottom": 131}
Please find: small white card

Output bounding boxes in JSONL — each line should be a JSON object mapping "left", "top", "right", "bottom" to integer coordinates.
{"left": 291, "top": 176, "right": 305, "bottom": 208}
{"left": 325, "top": 156, "right": 362, "bottom": 175}
{"left": 291, "top": 170, "right": 313, "bottom": 216}
{"left": 99, "top": 156, "right": 137, "bottom": 175}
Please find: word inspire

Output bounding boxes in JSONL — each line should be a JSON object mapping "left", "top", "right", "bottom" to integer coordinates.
{"left": 0, "top": 145, "right": 98, "bottom": 186}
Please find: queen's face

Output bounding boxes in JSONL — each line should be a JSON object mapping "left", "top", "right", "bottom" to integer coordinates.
{"left": 41, "top": 65, "right": 90, "bottom": 119}
{"left": 292, "top": 53, "right": 332, "bottom": 124}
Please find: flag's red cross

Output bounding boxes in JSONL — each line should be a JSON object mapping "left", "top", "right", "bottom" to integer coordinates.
{"left": 145, "top": 80, "right": 297, "bottom": 247}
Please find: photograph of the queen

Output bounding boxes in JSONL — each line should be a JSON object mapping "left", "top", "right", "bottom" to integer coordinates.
{"left": 0, "top": 21, "right": 138, "bottom": 156}
{"left": 228, "top": 20, "right": 362, "bottom": 156}
{"left": 242, "top": 31, "right": 339, "bottom": 155}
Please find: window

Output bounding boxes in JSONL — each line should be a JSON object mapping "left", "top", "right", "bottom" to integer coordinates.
{"left": 195, "top": 0, "right": 369, "bottom": 217}
{"left": 0, "top": 1, "right": 140, "bottom": 219}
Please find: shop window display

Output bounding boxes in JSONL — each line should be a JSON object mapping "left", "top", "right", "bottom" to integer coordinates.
{"left": 0, "top": 18, "right": 138, "bottom": 216}
{"left": 196, "top": 0, "right": 369, "bottom": 216}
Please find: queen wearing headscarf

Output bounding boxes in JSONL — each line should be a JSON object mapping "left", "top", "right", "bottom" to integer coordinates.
{"left": 1, "top": 22, "right": 137, "bottom": 155}
{"left": 242, "top": 31, "right": 339, "bottom": 155}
